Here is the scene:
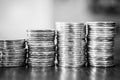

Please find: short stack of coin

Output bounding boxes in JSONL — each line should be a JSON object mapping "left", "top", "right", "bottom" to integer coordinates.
{"left": 0, "top": 39, "right": 26, "bottom": 67}
{"left": 27, "top": 30, "right": 55, "bottom": 67}
{"left": 56, "top": 22, "right": 86, "bottom": 67}
{"left": 87, "top": 22, "right": 116, "bottom": 67}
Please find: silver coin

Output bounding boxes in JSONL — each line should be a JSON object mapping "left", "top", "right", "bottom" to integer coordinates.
{"left": 0, "top": 39, "right": 26, "bottom": 67}
{"left": 87, "top": 22, "right": 116, "bottom": 67}
{"left": 2, "top": 62, "right": 24, "bottom": 67}
{"left": 56, "top": 22, "right": 86, "bottom": 67}
{"left": 0, "top": 39, "right": 25, "bottom": 49}
{"left": 27, "top": 29, "right": 55, "bottom": 67}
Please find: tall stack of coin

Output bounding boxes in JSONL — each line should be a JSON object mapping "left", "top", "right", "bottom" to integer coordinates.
{"left": 56, "top": 22, "right": 86, "bottom": 67}
{"left": 0, "top": 39, "right": 26, "bottom": 67}
{"left": 87, "top": 22, "right": 116, "bottom": 67}
{"left": 27, "top": 30, "right": 55, "bottom": 67}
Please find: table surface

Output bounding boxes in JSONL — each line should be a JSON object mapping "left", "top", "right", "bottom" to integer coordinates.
{"left": 0, "top": 61, "right": 120, "bottom": 80}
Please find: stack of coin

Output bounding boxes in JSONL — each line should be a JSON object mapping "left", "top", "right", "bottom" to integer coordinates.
{"left": 87, "top": 22, "right": 116, "bottom": 67}
{"left": 0, "top": 39, "right": 26, "bottom": 67}
{"left": 56, "top": 22, "right": 86, "bottom": 67}
{"left": 27, "top": 30, "right": 55, "bottom": 67}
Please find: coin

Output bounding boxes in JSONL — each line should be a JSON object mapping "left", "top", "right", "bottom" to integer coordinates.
{"left": 87, "top": 22, "right": 116, "bottom": 67}
{"left": 0, "top": 39, "right": 26, "bottom": 67}
{"left": 56, "top": 22, "right": 86, "bottom": 67}
{"left": 27, "top": 30, "right": 55, "bottom": 67}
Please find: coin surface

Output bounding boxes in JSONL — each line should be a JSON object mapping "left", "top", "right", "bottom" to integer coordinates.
{"left": 0, "top": 39, "right": 26, "bottom": 67}
{"left": 56, "top": 22, "right": 86, "bottom": 67}
{"left": 87, "top": 22, "right": 116, "bottom": 67}
{"left": 27, "top": 30, "right": 55, "bottom": 67}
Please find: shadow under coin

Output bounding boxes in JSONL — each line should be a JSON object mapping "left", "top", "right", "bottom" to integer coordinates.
{"left": 89, "top": 67, "right": 115, "bottom": 80}
{"left": 0, "top": 67, "right": 27, "bottom": 80}
{"left": 56, "top": 67, "right": 90, "bottom": 80}
{"left": 26, "top": 67, "right": 56, "bottom": 80}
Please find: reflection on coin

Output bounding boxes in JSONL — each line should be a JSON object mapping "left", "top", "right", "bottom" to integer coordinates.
{"left": 56, "top": 22, "right": 86, "bottom": 67}
{"left": 0, "top": 39, "right": 26, "bottom": 67}
{"left": 27, "top": 30, "right": 55, "bottom": 67}
{"left": 87, "top": 22, "right": 116, "bottom": 67}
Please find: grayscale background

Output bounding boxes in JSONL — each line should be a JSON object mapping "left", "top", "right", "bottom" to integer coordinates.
{"left": 0, "top": 0, "right": 119, "bottom": 60}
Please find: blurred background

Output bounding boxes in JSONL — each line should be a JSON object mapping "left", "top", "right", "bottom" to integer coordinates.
{"left": 0, "top": 0, "right": 120, "bottom": 60}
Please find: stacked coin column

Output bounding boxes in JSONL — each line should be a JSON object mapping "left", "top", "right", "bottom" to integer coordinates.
{"left": 56, "top": 22, "right": 86, "bottom": 67}
{"left": 87, "top": 22, "right": 116, "bottom": 67}
{"left": 27, "top": 30, "right": 55, "bottom": 67}
{"left": 0, "top": 39, "right": 26, "bottom": 67}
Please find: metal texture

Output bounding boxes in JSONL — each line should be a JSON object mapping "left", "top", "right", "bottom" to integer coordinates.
{"left": 27, "top": 30, "right": 55, "bottom": 67}
{"left": 87, "top": 22, "right": 116, "bottom": 67}
{"left": 56, "top": 22, "right": 86, "bottom": 67}
{"left": 0, "top": 39, "right": 26, "bottom": 67}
